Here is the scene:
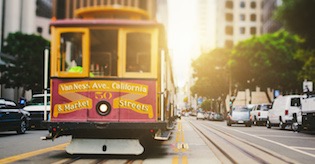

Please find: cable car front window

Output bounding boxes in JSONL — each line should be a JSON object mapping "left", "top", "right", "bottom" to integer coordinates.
{"left": 90, "top": 30, "right": 118, "bottom": 77}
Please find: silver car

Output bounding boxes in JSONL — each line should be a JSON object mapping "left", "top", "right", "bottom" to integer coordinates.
{"left": 227, "top": 106, "right": 252, "bottom": 127}
{"left": 196, "top": 112, "right": 206, "bottom": 120}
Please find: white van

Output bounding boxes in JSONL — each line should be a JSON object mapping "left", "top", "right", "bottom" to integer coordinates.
{"left": 23, "top": 94, "right": 50, "bottom": 128}
{"left": 266, "top": 95, "right": 302, "bottom": 129}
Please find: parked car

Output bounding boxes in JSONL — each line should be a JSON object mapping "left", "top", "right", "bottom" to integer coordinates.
{"left": 267, "top": 95, "right": 302, "bottom": 130}
{"left": 292, "top": 94, "right": 315, "bottom": 131}
{"left": 0, "top": 98, "right": 30, "bottom": 134}
{"left": 207, "top": 112, "right": 215, "bottom": 120}
{"left": 227, "top": 106, "right": 252, "bottom": 127}
{"left": 251, "top": 103, "right": 272, "bottom": 126}
{"left": 246, "top": 104, "right": 256, "bottom": 112}
{"left": 213, "top": 113, "right": 224, "bottom": 121}
{"left": 23, "top": 94, "right": 50, "bottom": 129}
{"left": 196, "top": 112, "right": 206, "bottom": 120}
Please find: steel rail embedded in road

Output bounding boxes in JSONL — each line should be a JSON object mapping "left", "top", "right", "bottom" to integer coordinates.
{"left": 189, "top": 120, "right": 298, "bottom": 164}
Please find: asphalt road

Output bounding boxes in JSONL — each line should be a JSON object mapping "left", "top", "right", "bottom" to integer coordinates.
{"left": 1, "top": 117, "right": 315, "bottom": 163}
{"left": 190, "top": 117, "right": 315, "bottom": 164}
{"left": 0, "top": 130, "right": 70, "bottom": 159}
{"left": 0, "top": 120, "right": 219, "bottom": 164}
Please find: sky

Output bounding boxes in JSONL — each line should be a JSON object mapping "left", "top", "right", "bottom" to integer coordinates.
{"left": 167, "top": 0, "right": 216, "bottom": 88}
{"left": 168, "top": 0, "right": 198, "bottom": 88}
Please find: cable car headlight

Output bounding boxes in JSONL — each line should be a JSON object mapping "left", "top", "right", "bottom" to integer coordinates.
{"left": 96, "top": 101, "right": 111, "bottom": 116}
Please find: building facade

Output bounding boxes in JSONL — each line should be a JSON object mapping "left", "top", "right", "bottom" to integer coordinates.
{"left": 262, "top": 0, "right": 282, "bottom": 33}
{"left": 52, "top": 0, "right": 157, "bottom": 20}
{"left": 216, "top": 0, "right": 282, "bottom": 48}
{"left": 216, "top": 0, "right": 263, "bottom": 48}
{"left": 0, "top": 0, "right": 52, "bottom": 101}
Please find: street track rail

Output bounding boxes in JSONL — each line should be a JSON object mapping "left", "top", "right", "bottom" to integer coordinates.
{"left": 189, "top": 120, "right": 298, "bottom": 164}
{"left": 51, "top": 157, "right": 140, "bottom": 164}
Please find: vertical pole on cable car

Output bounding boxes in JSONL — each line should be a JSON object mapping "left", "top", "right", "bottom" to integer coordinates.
{"left": 161, "top": 49, "right": 165, "bottom": 121}
{"left": 43, "top": 48, "right": 49, "bottom": 121}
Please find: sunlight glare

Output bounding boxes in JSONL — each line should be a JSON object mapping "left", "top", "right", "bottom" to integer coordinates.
{"left": 168, "top": 0, "right": 199, "bottom": 88}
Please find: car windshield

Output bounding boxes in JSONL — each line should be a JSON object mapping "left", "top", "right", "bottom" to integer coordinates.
{"left": 0, "top": 99, "right": 17, "bottom": 109}
{"left": 261, "top": 105, "right": 271, "bottom": 111}
{"left": 28, "top": 96, "right": 50, "bottom": 105}
{"left": 232, "top": 107, "right": 250, "bottom": 119}
{"left": 233, "top": 107, "right": 249, "bottom": 112}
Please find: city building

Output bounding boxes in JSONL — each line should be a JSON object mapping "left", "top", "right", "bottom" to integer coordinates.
{"left": 52, "top": 0, "right": 158, "bottom": 20}
{"left": 197, "top": 0, "right": 214, "bottom": 52}
{"left": 262, "top": 0, "right": 282, "bottom": 33}
{"left": 216, "top": 0, "right": 263, "bottom": 48}
{"left": 0, "top": 0, "right": 52, "bottom": 101}
{"left": 215, "top": 0, "right": 283, "bottom": 48}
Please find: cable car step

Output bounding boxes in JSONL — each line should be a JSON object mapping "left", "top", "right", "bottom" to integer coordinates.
{"left": 154, "top": 129, "right": 172, "bottom": 140}
{"left": 66, "top": 138, "right": 144, "bottom": 155}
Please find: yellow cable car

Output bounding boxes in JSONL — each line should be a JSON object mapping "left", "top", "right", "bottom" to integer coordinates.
{"left": 44, "top": 6, "right": 176, "bottom": 155}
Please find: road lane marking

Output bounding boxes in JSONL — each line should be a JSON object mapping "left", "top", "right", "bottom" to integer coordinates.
{"left": 172, "top": 156, "right": 179, "bottom": 164}
{"left": 258, "top": 134, "right": 315, "bottom": 140}
{"left": 226, "top": 127, "right": 315, "bottom": 158}
{"left": 52, "top": 158, "right": 72, "bottom": 164}
{"left": 0, "top": 143, "right": 69, "bottom": 164}
{"left": 291, "top": 146, "right": 315, "bottom": 151}
{"left": 172, "top": 156, "right": 188, "bottom": 164}
{"left": 173, "top": 120, "right": 188, "bottom": 163}
{"left": 182, "top": 155, "right": 188, "bottom": 164}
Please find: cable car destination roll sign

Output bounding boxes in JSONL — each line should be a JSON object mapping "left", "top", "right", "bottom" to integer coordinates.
{"left": 53, "top": 80, "right": 153, "bottom": 118}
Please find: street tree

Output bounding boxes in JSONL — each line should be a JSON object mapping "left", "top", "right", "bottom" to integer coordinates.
{"left": 200, "top": 99, "right": 211, "bottom": 112}
{"left": 229, "top": 30, "right": 303, "bottom": 92}
{"left": 275, "top": 0, "right": 315, "bottom": 82}
{"left": 0, "top": 32, "right": 50, "bottom": 94}
{"left": 295, "top": 49, "right": 315, "bottom": 82}
{"left": 191, "top": 48, "right": 231, "bottom": 99}
{"left": 275, "top": 0, "right": 315, "bottom": 49}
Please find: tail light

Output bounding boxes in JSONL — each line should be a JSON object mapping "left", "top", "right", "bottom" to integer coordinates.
{"left": 258, "top": 112, "right": 260, "bottom": 116}
{"left": 285, "top": 110, "right": 289, "bottom": 115}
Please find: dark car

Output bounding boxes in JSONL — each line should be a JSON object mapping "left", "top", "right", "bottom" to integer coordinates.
{"left": 227, "top": 106, "right": 252, "bottom": 127}
{"left": 0, "top": 98, "right": 30, "bottom": 134}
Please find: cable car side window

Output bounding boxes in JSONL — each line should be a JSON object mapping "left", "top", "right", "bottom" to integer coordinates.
{"left": 126, "top": 33, "right": 151, "bottom": 73}
{"left": 59, "top": 32, "right": 83, "bottom": 72}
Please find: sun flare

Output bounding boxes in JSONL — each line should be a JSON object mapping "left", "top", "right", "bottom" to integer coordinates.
{"left": 168, "top": 0, "right": 199, "bottom": 87}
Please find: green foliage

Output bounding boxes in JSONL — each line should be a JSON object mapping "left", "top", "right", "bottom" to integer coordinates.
{"left": 295, "top": 49, "right": 315, "bottom": 81}
{"left": 200, "top": 99, "right": 211, "bottom": 111}
{"left": 191, "top": 48, "right": 231, "bottom": 99}
{"left": 275, "top": 0, "right": 315, "bottom": 49}
{"left": 275, "top": 0, "right": 315, "bottom": 82}
{"left": 230, "top": 30, "right": 303, "bottom": 91}
{"left": 0, "top": 32, "right": 50, "bottom": 92}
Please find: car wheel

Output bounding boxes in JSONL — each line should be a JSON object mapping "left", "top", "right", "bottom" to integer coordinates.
{"left": 291, "top": 122, "right": 301, "bottom": 132}
{"left": 279, "top": 121, "right": 286, "bottom": 130}
{"left": 266, "top": 119, "right": 271, "bottom": 129}
{"left": 253, "top": 117, "right": 257, "bottom": 126}
{"left": 17, "top": 120, "right": 27, "bottom": 134}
